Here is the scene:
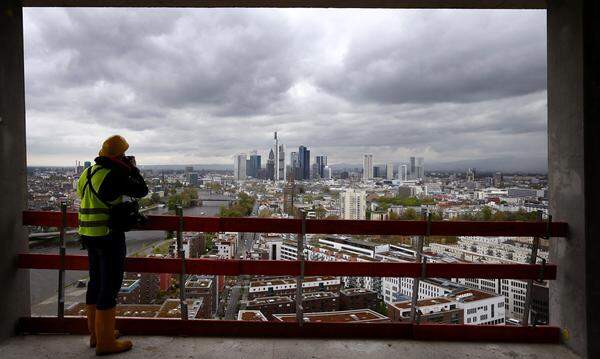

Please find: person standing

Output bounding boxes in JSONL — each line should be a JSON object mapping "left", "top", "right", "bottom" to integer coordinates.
{"left": 77, "top": 135, "right": 148, "bottom": 355}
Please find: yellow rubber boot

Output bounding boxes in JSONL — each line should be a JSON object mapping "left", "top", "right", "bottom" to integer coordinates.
{"left": 87, "top": 305, "right": 120, "bottom": 348}
{"left": 95, "top": 307, "right": 132, "bottom": 356}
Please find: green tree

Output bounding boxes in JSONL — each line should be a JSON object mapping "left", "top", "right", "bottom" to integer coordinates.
{"left": 481, "top": 206, "right": 493, "bottom": 220}
{"left": 150, "top": 192, "right": 161, "bottom": 204}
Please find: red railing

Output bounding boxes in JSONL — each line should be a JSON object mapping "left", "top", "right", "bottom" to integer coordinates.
{"left": 17, "top": 210, "right": 567, "bottom": 343}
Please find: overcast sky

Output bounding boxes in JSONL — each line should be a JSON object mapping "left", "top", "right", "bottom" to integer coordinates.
{"left": 23, "top": 8, "right": 547, "bottom": 170}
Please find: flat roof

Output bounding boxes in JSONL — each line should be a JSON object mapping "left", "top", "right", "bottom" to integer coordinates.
{"left": 237, "top": 310, "right": 268, "bottom": 322}
{"left": 273, "top": 309, "right": 388, "bottom": 323}
{"left": 340, "top": 288, "right": 376, "bottom": 296}
{"left": 391, "top": 297, "right": 453, "bottom": 310}
{"left": 453, "top": 289, "right": 499, "bottom": 303}
{"left": 250, "top": 276, "right": 338, "bottom": 288}
{"left": 303, "top": 291, "right": 338, "bottom": 300}
{"left": 247, "top": 296, "right": 293, "bottom": 306}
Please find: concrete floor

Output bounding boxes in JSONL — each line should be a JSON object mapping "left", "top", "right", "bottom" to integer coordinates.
{"left": 0, "top": 335, "right": 581, "bottom": 359}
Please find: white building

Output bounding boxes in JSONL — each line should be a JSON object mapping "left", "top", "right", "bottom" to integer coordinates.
{"left": 455, "top": 289, "right": 506, "bottom": 325}
{"left": 340, "top": 189, "right": 367, "bottom": 220}
{"left": 216, "top": 235, "right": 236, "bottom": 259}
{"left": 324, "top": 166, "right": 332, "bottom": 180}
{"left": 382, "top": 277, "right": 465, "bottom": 304}
{"left": 399, "top": 164, "right": 408, "bottom": 181}
{"left": 386, "top": 163, "right": 394, "bottom": 180}
{"left": 362, "top": 154, "right": 373, "bottom": 180}
{"left": 233, "top": 153, "right": 247, "bottom": 181}
{"left": 389, "top": 289, "right": 505, "bottom": 325}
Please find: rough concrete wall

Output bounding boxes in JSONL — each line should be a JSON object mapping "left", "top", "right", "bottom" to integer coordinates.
{"left": 0, "top": 2, "right": 30, "bottom": 341}
{"left": 547, "top": 0, "right": 592, "bottom": 357}
{"left": 582, "top": 0, "right": 600, "bottom": 357}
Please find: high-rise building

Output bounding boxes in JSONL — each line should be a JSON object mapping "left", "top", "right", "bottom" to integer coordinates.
{"left": 290, "top": 151, "right": 301, "bottom": 180}
{"left": 416, "top": 157, "right": 425, "bottom": 180}
{"left": 266, "top": 149, "right": 275, "bottom": 181}
{"left": 283, "top": 182, "right": 296, "bottom": 216}
{"left": 247, "top": 152, "right": 261, "bottom": 178}
{"left": 340, "top": 189, "right": 367, "bottom": 220}
{"left": 324, "top": 166, "right": 332, "bottom": 180}
{"left": 233, "top": 154, "right": 247, "bottom": 181}
{"left": 466, "top": 168, "right": 476, "bottom": 182}
{"left": 274, "top": 132, "right": 279, "bottom": 181}
{"left": 400, "top": 165, "right": 408, "bottom": 181}
{"left": 299, "top": 146, "right": 310, "bottom": 180}
{"left": 290, "top": 152, "right": 299, "bottom": 168}
{"left": 84, "top": 161, "right": 92, "bottom": 169}
{"left": 311, "top": 163, "right": 320, "bottom": 179}
{"left": 373, "top": 165, "right": 381, "bottom": 179}
{"left": 386, "top": 163, "right": 394, "bottom": 180}
{"left": 362, "top": 154, "right": 373, "bottom": 180}
{"left": 410, "top": 156, "right": 425, "bottom": 180}
{"left": 316, "top": 155, "right": 327, "bottom": 179}
{"left": 278, "top": 144, "right": 286, "bottom": 181}
{"left": 410, "top": 157, "right": 416, "bottom": 179}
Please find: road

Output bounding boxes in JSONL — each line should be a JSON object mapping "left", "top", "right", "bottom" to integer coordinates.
{"left": 224, "top": 285, "right": 241, "bottom": 320}
{"left": 29, "top": 230, "right": 167, "bottom": 313}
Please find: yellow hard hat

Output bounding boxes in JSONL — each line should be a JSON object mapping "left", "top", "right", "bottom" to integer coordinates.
{"left": 98, "top": 135, "right": 129, "bottom": 157}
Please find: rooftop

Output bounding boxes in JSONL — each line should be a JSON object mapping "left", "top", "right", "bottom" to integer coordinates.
{"left": 237, "top": 310, "right": 269, "bottom": 321}
{"left": 250, "top": 276, "right": 338, "bottom": 288}
{"left": 453, "top": 289, "right": 500, "bottom": 303}
{"left": 340, "top": 288, "right": 376, "bottom": 296}
{"left": 391, "top": 298, "right": 454, "bottom": 310}
{"left": 272, "top": 309, "right": 388, "bottom": 323}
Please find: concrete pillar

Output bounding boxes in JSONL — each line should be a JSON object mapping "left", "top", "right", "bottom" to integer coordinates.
{"left": 548, "top": 0, "right": 599, "bottom": 357}
{"left": 0, "top": 1, "right": 30, "bottom": 341}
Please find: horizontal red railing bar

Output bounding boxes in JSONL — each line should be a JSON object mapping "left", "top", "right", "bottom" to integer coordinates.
{"left": 17, "top": 253, "right": 557, "bottom": 279}
{"left": 17, "top": 317, "right": 559, "bottom": 343}
{"left": 23, "top": 210, "right": 568, "bottom": 237}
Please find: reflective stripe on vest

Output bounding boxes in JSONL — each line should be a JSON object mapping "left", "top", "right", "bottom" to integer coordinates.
{"left": 77, "top": 164, "right": 122, "bottom": 237}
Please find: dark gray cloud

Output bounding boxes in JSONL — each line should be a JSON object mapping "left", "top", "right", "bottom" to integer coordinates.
{"left": 23, "top": 9, "right": 547, "bottom": 169}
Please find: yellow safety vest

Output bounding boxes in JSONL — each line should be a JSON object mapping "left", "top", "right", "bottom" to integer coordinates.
{"left": 77, "top": 164, "right": 123, "bottom": 237}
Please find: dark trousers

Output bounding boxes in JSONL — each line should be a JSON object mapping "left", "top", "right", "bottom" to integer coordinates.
{"left": 82, "top": 232, "right": 126, "bottom": 310}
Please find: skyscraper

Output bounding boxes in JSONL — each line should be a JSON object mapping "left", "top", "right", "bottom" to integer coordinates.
{"left": 278, "top": 144, "right": 286, "bottom": 181}
{"left": 274, "top": 132, "right": 279, "bottom": 181}
{"left": 409, "top": 156, "right": 425, "bottom": 180}
{"left": 266, "top": 149, "right": 275, "bottom": 181}
{"left": 386, "top": 163, "right": 394, "bottom": 180}
{"left": 299, "top": 145, "right": 310, "bottom": 180}
{"left": 340, "top": 189, "right": 367, "bottom": 220}
{"left": 247, "top": 152, "right": 261, "bottom": 178}
{"left": 233, "top": 153, "right": 247, "bottom": 181}
{"left": 324, "top": 166, "right": 332, "bottom": 180}
{"left": 290, "top": 151, "right": 300, "bottom": 180}
{"left": 316, "top": 155, "right": 327, "bottom": 179}
{"left": 416, "top": 157, "right": 425, "bottom": 180}
{"left": 362, "top": 154, "right": 373, "bottom": 180}
{"left": 400, "top": 165, "right": 408, "bottom": 181}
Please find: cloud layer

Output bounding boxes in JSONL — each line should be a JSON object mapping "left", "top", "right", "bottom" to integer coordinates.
{"left": 24, "top": 8, "right": 547, "bottom": 170}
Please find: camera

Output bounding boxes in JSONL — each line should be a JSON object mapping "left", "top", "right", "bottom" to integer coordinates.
{"left": 124, "top": 155, "right": 137, "bottom": 167}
